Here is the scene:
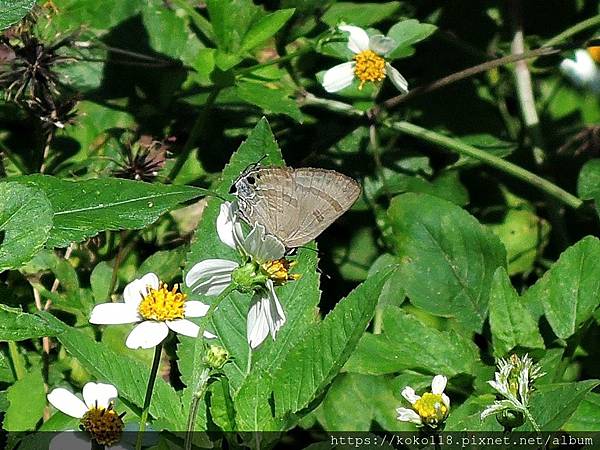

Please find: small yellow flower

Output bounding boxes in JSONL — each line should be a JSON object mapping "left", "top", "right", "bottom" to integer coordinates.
{"left": 138, "top": 283, "right": 186, "bottom": 321}
{"left": 353, "top": 49, "right": 386, "bottom": 89}
{"left": 261, "top": 258, "right": 301, "bottom": 284}
{"left": 397, "top": 375, "right": 450, "bottom": 428}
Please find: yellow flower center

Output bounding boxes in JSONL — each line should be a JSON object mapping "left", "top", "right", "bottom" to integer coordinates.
{"left": 138, "top": 283, "right": 186, "bottom": 321}
{"left": 413, "top": 393, "right": 448, "bottom": 426}
{"left": 261, "top": 258, "right": 300, "bottom": 285}
{"left": 80, "top": 404, "right": 124, "bottom": 446}
{"left": 353, "top": 50, "right": 386, "bottom": 89}
{"left": 587, "top": 46, "right": 600, "bottom": 64}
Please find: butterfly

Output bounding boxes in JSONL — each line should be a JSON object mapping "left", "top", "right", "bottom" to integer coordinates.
{"left": 230, "top": 166, "right": 361, "bottom": 248}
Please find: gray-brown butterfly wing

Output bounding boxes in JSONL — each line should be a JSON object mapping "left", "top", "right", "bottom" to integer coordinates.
{"left": 235, "top": 167, "right": 360, "bottom": 247}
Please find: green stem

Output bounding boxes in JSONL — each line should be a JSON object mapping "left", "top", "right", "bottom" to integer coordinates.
{"left": 183, "top": 284, "right": 236, "bottom": 450}
{"left": 384, "top": 121, "right": 583, "bottom": 210}
{"left": 234, "top": 47, "right": 311, "bottom": 76}
{"left": 544, "top": 14, "right": 600, "bottom": 47}
{"left": 135, "top": 342, "right": 163, "bottom": 450}
{"left": 7, "top": 341, "right": 25, "bottom": 380}
{"left": 168, "top": 89, "right": 220, "bottom": 182}
{"left": 373, "top": 307, "right": 383, "bottom": 335}
{"left": 522, "top": 407, "right": 541, "bottom": 432}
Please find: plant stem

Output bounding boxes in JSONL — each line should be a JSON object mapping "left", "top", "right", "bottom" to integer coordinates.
{"left": 182, "top": 283, "right": 236, "bottom": 450}
{"left": 384, "top": 121, "right": 583, "bottom": 210}
{"left": 234, "top": 47, "right": 311, "bottom": 76}
{"left": 544, "top": 14, "right": 600, "bottom": 47}
{"left": 168, "top": 89, "right": 220, "bottom": 182}
{"left": 135, "top": 342, "right": 163, "bottom": 450}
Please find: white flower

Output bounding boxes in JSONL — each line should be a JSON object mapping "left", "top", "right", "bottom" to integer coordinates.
{"left": 560, "top": 49, "right": 600, "bottom": 93}
{"left": 322, "top": 25, "right": 408, "bottom": 93}
{"left": 47, "top": 382, "right": 126, "bottom": 448}
{"left": 185, "top": 201, "right": 289, "bottom": 349}
{"left": 481, "top": 354, "right": 544, "bottom": 423}
{"left": 89, "top": 272, "right": 214, "bottom": 349}
{"left": 396, "top": 375, "right": 450, "bottom": 428}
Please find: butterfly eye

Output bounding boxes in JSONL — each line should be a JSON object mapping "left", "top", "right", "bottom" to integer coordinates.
{"left": 229, "top": 184, "right": 237, "bottom": 194}
{"left": 247, "top": 176, "right": 256, "bottom": 185}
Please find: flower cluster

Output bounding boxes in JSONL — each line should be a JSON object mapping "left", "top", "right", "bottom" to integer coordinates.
{"left": 186, "top": 201, "right": 299, "bottom": 349}
{"left": 481, "top": 354, "right": 544, "bottom": 429}
{"left": 397, "top": 375, "right": 450, "bottom": 429}
{"left": 322, "top": 25, "right": 408, "bottom": 94}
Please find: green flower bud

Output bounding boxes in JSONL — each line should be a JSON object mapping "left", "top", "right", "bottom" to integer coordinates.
{"left": 204, "top": 345, "right": 229, "bottom": 370}
{"left": 497, "top": 409, "right": 525, "bottom": 429}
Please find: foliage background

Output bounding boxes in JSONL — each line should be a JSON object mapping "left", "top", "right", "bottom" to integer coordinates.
{"left": 0, "top": 0, "right": 600, "bottom": 447}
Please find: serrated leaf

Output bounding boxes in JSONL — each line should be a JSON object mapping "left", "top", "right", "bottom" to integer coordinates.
{"left": 240, "top": 8, "right": 295, "bottom": 52}
{"left": 0, "top": 305, "right": 63, "bottom": 341}
{"left": 13, "top": 175, "right": 207, "bottom": 248}
{"left": 524, "top": 380, "right": 600, "bottom": 431}
{"left": 322, "top": 2, "right": 401, "bottom": 27}
{"left": 207, "top": 0, "right": 260, "bottom": 54}
{"left": 42, "top": 313, "right": 186, "bottom": 430}
{"left": 272, "top": 266, "right": 395, "bottom": 418}
{"left": 235, "top": 82, "right": 303, "bottom": 122}
{"left": 0, "top": 0, "right": 35, "bottom": 30}
{"left": 345, "top": 306, "right": 479, "bottom": 376}
{"left": 386, "top": 20, "right": 437, "bottom": 60}
{"left": 488, "top": 267, "right": 544, "bottom": 357}
{"left": 0, "top": 182, "right": 53, "bottom": 272}
{"left": 388, "top": 193, "right": 506, "bottom": 332}
{"left": 534, "top": 236, "right": 600, "bottom": 339}
{"left": 4, "top": 369, "right": 45, "bottom": 431}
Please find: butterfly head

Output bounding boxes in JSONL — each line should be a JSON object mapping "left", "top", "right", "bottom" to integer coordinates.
{"left": 230, "top": 165, "right": 262, "bottom": 198}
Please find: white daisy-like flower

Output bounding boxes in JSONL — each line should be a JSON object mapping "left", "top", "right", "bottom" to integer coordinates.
{"left": 560, "top": 49, "right": 600, "bottom": 93}
{"left": 396, "top": 375, "right": 450, "bottom": 428}
{"left": 185, "top": 201, "right": 296, "bottom": 349}
{"left": 47, "top": 382, "right": 126, "bottom": 448}
{"left": 89, "top": 272, "right": 214, "bottom": 349}
{"left": 322, "top": 25, "right": 408, "bottom": 93}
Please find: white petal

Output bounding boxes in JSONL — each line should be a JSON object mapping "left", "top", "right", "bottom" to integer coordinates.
{"left": 401, "top": 386, "right": 420, "bottom": 404}
{"left": 431, "top": 375, "right": 447, "bottom": 395}
{"left": 386, "top": 63, "right": 408, "bottom": 94}
{"left": 167, "top": 319, "right": 200, "bottom": 337}
{"left": 339, "top": 25, "right": 370, "bottom": 53}
{"left": 185, "top": 259, "right": 238, "bottom": 296}
{"left": 322, "top": 62, "right": 356, "bottom": 93}
{"left": 396, "top": 407, "right": 422, "bottom": 424}
{"left": 184, "top": 300, "right": 210, "bottom": 317}
{"left": 125, "top": 321, "right": 169, "bottom": 349}
{"left": 89, "top": 303, "right": 140, "bottom": 324}
{"left": 442, "top": 393, "right": 451, "bottom": 409}
{"left": 247, "top": 294, "right": 270, "bottom": 349}
{"left": 82, "top": 382, "right": 118, "bottom": 410}
{"left": 369, "top": 34, "right": 397, "bottom": 55}
{"left": 242, "top": 223, "right": 285, "bottom": 262}
{"left": 49, "top": 432, "right": 90, "bottom": 450}
{"left": 123, "top": 273, "right": 159, "bottom": 306}
{"left": 265, "top": 280, "right": 286, "bottom": 339}
{"left": 47, "top": 388, "right": 87, "bottom": 418}
{"left": 216, "top": 201, "right": 240, "bottom": 250}
{"left": 203, "top": 330, "right": 217, "bottom": 339}
{"left": 560, "top": 59, "right": 587, "bottom": 87}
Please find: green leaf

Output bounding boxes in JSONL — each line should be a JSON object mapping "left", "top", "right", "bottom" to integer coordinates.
{"left": 41, "top": 0, "right": 141, "bottom": 32}
{"left": 445, "top": 395, "right": 502, "bottom": 431}
{"left": 535, "top": 236, "right": 600, "bottom": 339}
{"left": 577, "top": 159, "right": 600, "bottom": 201}
{"left": 525, "top": 380, "right": 600, "bottom": 431}
{"left": 4, "top": 369, "right": 46, "bottom": 431}
{"left": 206, "top": 0, "right": 260, "bottom": 54}
{"left": 137, "top": 247, "right": 187, "bottom": 284}
{"left": 240, "top": 8, "right": 295, "bottom": 52}
{"left": 90, "top": 261, "right": 114, "bottom": 303}
{"left": 488, "top": 267, "right": 544, "bottom": 357}
{"left": 0, "top": 0, "right": 35, "bottom": 30}
{"left": 0, "top": 182, "right": 53, "bottom": 272}
{"left": 272, "top": 266, "right": 396, "bottom": 418}
{"left": 13, "top": 175, "right": 207, "bottom": 248}
{"left": 388, "top": 193, "right": 506, "bottom": 332}
{"left": 322, "top": 2, "right": 401, "bottom": 27}
{"left": 386, "top": 20, "right": 437, "bottom": 60}
{"left": 345, "top": 306, "right": 479, "bottom": 377}
{"left": 42, "top": 313, "right": 186, "bottom": 430}
{"left": 234, "top": 82, "right": 303, "bottom": 122}
{"left": 564, "top": 392, "right": 600, "bottom": 431}
{"left": 0, "top": 305, "right": 63, "bottom": 341}
{"left": 320, "top": 373, "right": 402, "bottom": 431}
